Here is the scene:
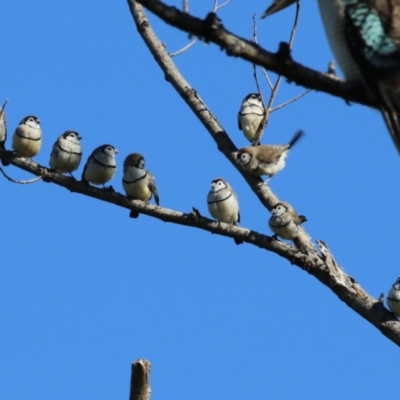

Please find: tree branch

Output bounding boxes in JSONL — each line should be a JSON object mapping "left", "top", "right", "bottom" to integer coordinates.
{"left": 129, "top": 359, "right": 151, "bottom": 400}
{"left": 1, "top": 112, "right": 399, "bottom": 348}
{"left": 125, "top": 0, "right": 400, "bottom": 346}
{"left": 134, "top": 0, "right": 376, "bottom": 107}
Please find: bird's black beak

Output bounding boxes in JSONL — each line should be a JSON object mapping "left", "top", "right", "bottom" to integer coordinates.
{"left": 261, "top": 0, "right": 297, "bottom": 18}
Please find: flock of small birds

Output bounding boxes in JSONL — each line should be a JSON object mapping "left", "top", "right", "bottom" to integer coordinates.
{"left": 1, "top": 97, "right": 399, "bottom": 317}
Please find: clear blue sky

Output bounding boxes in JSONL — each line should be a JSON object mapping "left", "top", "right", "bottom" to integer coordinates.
{"left": 1, "top": 1, "right": 399, "bottom": 399}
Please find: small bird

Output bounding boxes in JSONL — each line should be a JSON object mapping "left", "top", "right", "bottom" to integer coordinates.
{"left": 0, "top": 108, "right": 6, "bottom": 149}
{"left": 238, "top": 93, "right": 266, "bottom": 144}
{"left": 122, "top": 152, "right": 159, "bottom": 218}
{"left": 207, "top": 178, "right": 240, "bottom": 224}
{"left": 262, "top": 0, "right": 400, "bottom": 154}
{"left": 12, "top": 115, "right": 42, "bottom": 157}
{"left": 81, "top": 144, "right": 118, "bottom": 187}
{"left": 387, "top": 277, "right": 400, "bottom": 318}
{"left": 49, "top": 130, "right": 83, "bottom": 175}
{"left": 236, "top": 130, "right": 304, "bottom": 180}
{"left": 268, "top": 202, "right": 307, "bottom": 240}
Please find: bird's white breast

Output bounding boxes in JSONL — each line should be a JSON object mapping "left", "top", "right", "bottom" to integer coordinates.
{"left": 123, "top": 167, "right": 151, "bottom": 201}
{"left": 0, "top": 118, "right": 5, "bottom": 143}
{"left": 258, "top": 149, "right": 289, "bottom": 176}
{"left": 387, "top": 287, "right": 400, "bottom": 317}
{"left": 269, "top": 215, "right": 299, "bottom": 239}
{"left": 50, "top": 138, "right": 82, "bottom": 172}
{"left": 84, "top": 157, "right": 116, "bottom": 185}
{"left": 13, "top": 125, "right": 42, "bottom": 157}
{"left": 207, "top": 189, "right": 239, "bottom": 224}
{"left": 239, "top": 114, "right": 264, "bottom": 142}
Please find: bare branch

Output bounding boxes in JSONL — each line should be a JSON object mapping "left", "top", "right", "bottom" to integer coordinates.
{"left": 125, "top": 0, "right": 400, "bottom": 346}
{"left": 169, "top": 0, "right": 232, "bottom": 57}
{"left": 0, "top": 99, "right": 8, "bottom": 119}
{"left": 169, "top": 38, "right": 198, "bottom": 57}
{"left": 2, "top": 144, "right": 400, "bottom": 345}
{"left": 129, "top": 359, "right": 151, "bottom": 400}
{"left": 250, "top": 1, "right": 302, "bottom": 144}
{"left": 0, "top": 166, "right": 42, "bottom": 184}
{"left": 215, "top": 0, "right": 232, "bottom": 11}
{"left": 288, "top": 0, "right": 300, "bottom": 50}
{"left": 271, "top": 89, "right": 311, "bottom": 112}
{"left": 134, "top": 0, "right": 374, "bottom": 107}
{"left": 127, "top": 0, "right": 280, "bottom": 213}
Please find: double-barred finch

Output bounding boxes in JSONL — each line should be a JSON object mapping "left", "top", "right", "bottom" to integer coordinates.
{"left": 238, "top": 93, "right": 266, "bottom": 144}
{"left": 387, "top": 278, "right": 400, "bottom": 318}
{"left": 236, "top": 130, "right": 304, "bottom": 180}
{"left": 81, "top": 144, "right": 118, "bottom": 186}
{"left": 49, "top": 131, "right": 82, "bottom": 174}
{"left": 122, "top": 152, "right": 159, "bottom": 218}
{"left": 268, "top": 202, "right": 307, "bottom": 240}
{"left": 12, "top": 115, "right": 41, "bottom": 157}
{"left": 262, "top": 0, "right": 400, "bottom": 154}
{"left": 207, "top": 178, "right": 240, "bottom": 225}
{"left": 0, "top": 108, "right": 6, "bottom": 150}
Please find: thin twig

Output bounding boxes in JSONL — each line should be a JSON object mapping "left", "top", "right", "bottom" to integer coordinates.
{"left": 0, "top": 166, "right": 42, "bottom": 184}
{"left": 267, "top": 1, "right": 310, "bottom": 114}
{"left": 169, "top": 0, "right": 232, "bottom": 56}
{"left": 250, "top": 15, "right": 269, "bottom": 145}
{"left": 261, "top": 68, "right": 274, "bottom": 90}
{"left": 215, "top": 0, "right": 232, "bottom": 12}
{"left": 169, "top": 38, "right": 198, "bottom": 57}
{"left": 267, "top": 1, "right": 301, "bottom": 107}
{"left": 134, "top": 0, "right": 372, "bottom": 106}
{"left": 127, "top": 1, "right": 400, "bottom": 347}
{"left": 0, "top": 99, "right": 8, "bottom": 118}
{"left": 288, "top": 0, "right": 300, "bottom": 50}
{"left": 271, "top": 89, "right": 311, "bottom": 112}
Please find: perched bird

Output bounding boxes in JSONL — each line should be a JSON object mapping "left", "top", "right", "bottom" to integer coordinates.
{"left": 122, "top": 152, "right": 159, "bottom": 218}
{"left": 49, "top": 131, "right": 83, "bottom": 175}
{"left": 12, "top": 115, "right": 41, "bottom": 157}
{"left": 238, "top": 93, "right": 266, "bottom": 144}
{"left": 81, "top": 144, "right": 118, "bottom": 187}
{"left": 387, "top": 277, "right": 400, "bottom": 318}
{"left": 0, "top": 108, "right": 6, "bottom": 149}
{"left": 268, "top": 202, "right": 307, "bottom": 240}
{"left": 236, "top": 129, "right": 304, "bottom": 179}
{"left": 262, "top": 0, "right": 400, "bottom": 154}
{"left": 207, "top": 177, "right": 240, "bottom": 223}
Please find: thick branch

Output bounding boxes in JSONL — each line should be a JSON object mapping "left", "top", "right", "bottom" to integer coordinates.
{"left": 125, "top": 1, "right": 400, "bottom": 346}
{"left": 129, "top": 359, "right": 151, "bottom": 400}
{"left": 1, "top": 132, "right": 400, "bottom": 346}
{"left": 127, "top": 0, "right": 279, "bottom": 212}
{"left": 134, "top": 0, "right": 375, "bottom": 107}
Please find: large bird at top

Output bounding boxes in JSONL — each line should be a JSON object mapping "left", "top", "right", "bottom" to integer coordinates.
{"left": 262, "top": 0, "right": 400, "bottom": 154}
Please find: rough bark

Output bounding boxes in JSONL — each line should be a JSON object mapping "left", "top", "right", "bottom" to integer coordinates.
{"left": 129, "top": 359, "right": 151, "bottom": 400}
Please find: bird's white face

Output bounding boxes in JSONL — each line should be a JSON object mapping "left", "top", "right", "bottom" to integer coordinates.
{"left": 25, "top": 117, "right": 40, "bottom": 129}
{"left": 237, "top": 152, "right": 252, "bottom": 166}
{"left": 65, "top": 132, "right": 81, "bottom": 144}
{"left": 210, "top": 179, "right": 227, "bottom": 192}
{"left": 136, "top": 158, "right": 145, "bottom": 169}
{"left": 103, "top": 145, "right": 117, "bottom": 157}
{"left": 393, "top": 278, "right": 400, "bottom": 290}
{"left": 271, "top": 204, "right": 287, "bottom": 217}
{"left": 244, "top": 94, "right": 262, "bottom": 107}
